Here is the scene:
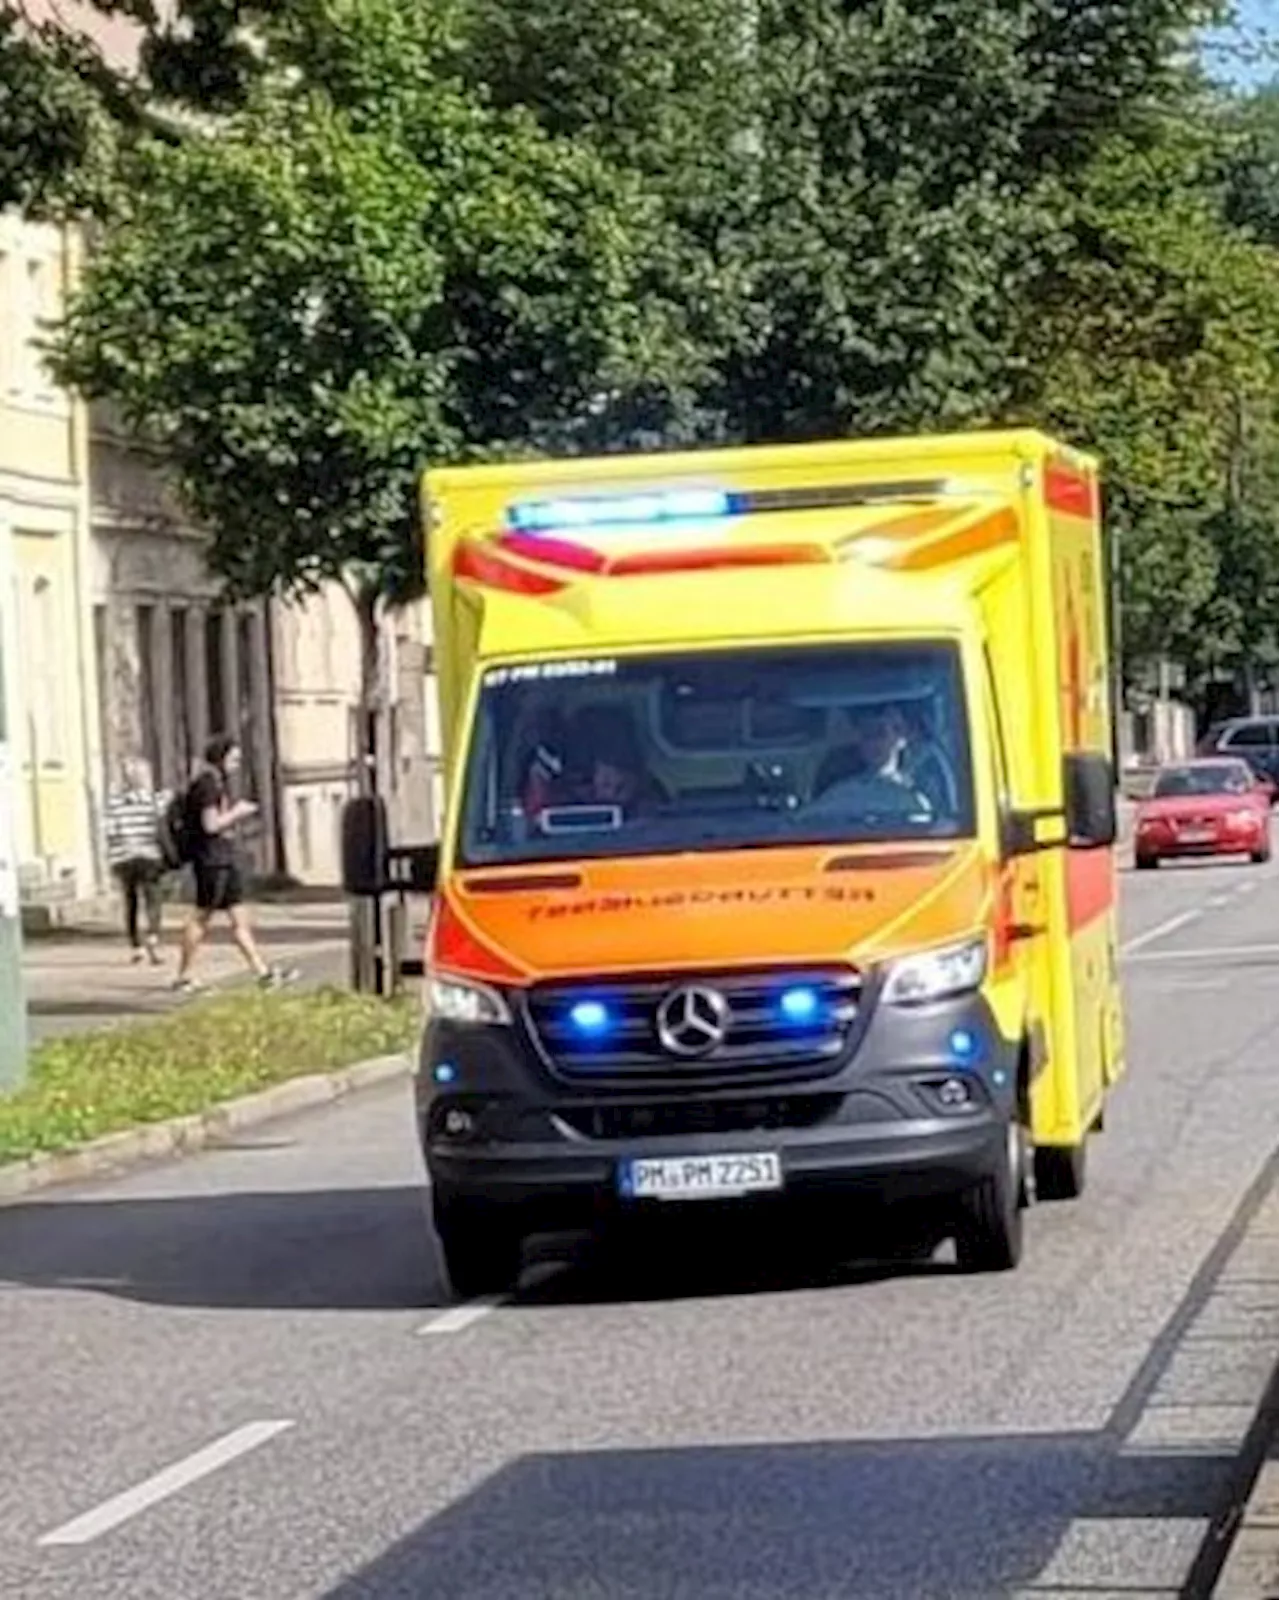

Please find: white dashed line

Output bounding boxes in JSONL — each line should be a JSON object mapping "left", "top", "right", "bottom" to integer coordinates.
{"left": 38, "top": 1420, "right": 294, "bottom": 1547}
{"left": 1125, "top": 943, "right": 1278, "bottom": 965}
{"left": 1121, "top": 909, "right": 1203, "bottom": 956}
{"left": 416, "top": 1295, "right": 507, "bottom": 1336}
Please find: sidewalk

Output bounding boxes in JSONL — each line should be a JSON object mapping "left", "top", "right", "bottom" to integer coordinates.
{"left": 1214, "top": 1446, "right": 1278, "bottom": 1599}
{"left": 22, "top": 902, "right": 354, "bottom": 1043}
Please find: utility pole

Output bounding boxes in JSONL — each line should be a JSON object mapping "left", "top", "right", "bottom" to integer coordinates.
{"left": 0, "top": 607, "right": 27, "bottom": 1089}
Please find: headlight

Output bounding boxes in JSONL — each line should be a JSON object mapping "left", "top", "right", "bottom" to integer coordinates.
{"left": 1229, "top": 809, "right": 1259, "bottom": 827}
{"left": 425, "top": 974, "right": 511, "bottom": 1026}
{"left": 882, "top": 937, "right": 988, "bottom": 1006}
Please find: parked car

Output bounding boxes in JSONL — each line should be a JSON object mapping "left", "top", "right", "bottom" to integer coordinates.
{"left": 1197, "top": 718, "right": 1279, "bottom": 805}
{"left": 1134, "top": 758, "right": 1272, "bottom": 869}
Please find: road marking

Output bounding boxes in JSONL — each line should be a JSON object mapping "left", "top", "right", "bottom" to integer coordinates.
{"left": 38, "top": 1420, "right": 294, "bottom": 1547}
{"left": 416, "top": 1294, "right": 506, "bottom": 1336}
{"left": 1121, "top": 909, "right": 1203, "bottom": 955}
{"left": 1126, "top": 943, "right": 1278, "bottom": 965}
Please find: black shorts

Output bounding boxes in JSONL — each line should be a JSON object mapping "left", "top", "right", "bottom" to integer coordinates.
{"left": 194, "top": 863, "right": 244, "bottom": 912}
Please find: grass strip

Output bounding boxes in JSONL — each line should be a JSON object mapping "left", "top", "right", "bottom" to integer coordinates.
{"left": 1, "top": 987, "right": 418, "bottom": 1165}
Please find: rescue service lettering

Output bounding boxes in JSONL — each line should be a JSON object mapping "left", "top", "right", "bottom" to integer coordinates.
{"left": 528, "top": 884, "right": 874, "bottom": 919}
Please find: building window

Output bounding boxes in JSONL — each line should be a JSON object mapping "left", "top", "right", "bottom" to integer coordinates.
{"left": 171, "top": 606, "right": 191, "bottom": 780}
{"left": 136, "top": 604, "right": 161, "bottom": 782}
{"left": 205, "top": 608, "right": 226, "bottom": 736}
{"left": 295, "top": 795, "right": 312, "bottom": 872}
{"left": 25, "top": 574, "right": 64, "bottom": 766}
{"left": 92, "top": 604, "right": 110, "bottom": 783}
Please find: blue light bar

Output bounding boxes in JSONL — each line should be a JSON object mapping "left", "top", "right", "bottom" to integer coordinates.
{"left": 508, "top": 488, "right": 734, "bottom": 533}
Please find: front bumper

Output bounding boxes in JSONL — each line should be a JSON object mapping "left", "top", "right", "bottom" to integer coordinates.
{"left": 417, "top": 982, "right": 1020, "bottom": 1226}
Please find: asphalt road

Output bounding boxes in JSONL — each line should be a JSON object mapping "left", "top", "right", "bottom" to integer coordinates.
{"left": 0, "top": 855, "right": 1276, "bottom": 1600}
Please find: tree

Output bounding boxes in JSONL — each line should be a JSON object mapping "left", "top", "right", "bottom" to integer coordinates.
{"left": 52, "top": 0, "right": 697, "bottom": 720}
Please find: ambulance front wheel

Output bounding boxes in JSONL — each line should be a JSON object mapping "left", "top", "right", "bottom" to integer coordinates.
{"left": 433, "top": 1195, "right": 524, "bottom": 1301}
{"left": 953, "top": 1119, "right": 1026, "bottom": 1273}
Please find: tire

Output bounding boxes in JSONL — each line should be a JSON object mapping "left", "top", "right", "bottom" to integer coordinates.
{"left": 955, "top": 1121, "right": 1025, "bottom": 1273}
{"left": 434, "top": 1196, "right": 523, "bottom": 1301}
{"left": 1250, "top": 846, "right": 1271, "bottom": 865}
{"left": 1134, "top": 853, "right": 1159, "bottom": 871}
{"left": 1034, "top": 1140, "right": 1088, "bottom": 1202}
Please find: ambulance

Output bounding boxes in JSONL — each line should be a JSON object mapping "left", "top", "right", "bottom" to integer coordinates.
{"left": 378, "top": 431, "right": 1124, "bottom": 1296}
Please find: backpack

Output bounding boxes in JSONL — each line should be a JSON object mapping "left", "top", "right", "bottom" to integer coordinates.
{"left": 159, "top": 787, "right": 195, "bottom": 870}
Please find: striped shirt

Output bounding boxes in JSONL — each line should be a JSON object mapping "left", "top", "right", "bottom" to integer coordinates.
{"left": 104, "top": 788, "right": 168, "bottom": 867}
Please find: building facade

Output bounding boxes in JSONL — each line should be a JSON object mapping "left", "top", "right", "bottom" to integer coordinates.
{"left": 0, "top": 214, "right": 103, "bottom": 908}
{"left": 272, "top": 591, "right": 441, "bottom": 886}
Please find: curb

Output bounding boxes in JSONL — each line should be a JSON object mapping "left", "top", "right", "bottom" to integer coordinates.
{"left": 1200, "top": 1372, "right": 1280, "bottom": 1600}
{"left": 0, "top": 1053, "right": 411, "bottom": 1204}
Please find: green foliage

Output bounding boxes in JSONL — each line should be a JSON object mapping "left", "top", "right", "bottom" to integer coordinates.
{"left": 0, "top": 988, "right": 417, "bottom": 1165}
{"left": 52, "top": 0, "right": 697, "bottom": 604}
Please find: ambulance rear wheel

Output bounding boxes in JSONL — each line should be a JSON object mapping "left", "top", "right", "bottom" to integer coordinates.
{"left": 954, "top": 1120, "right": 1025, "bottom": 1273}
{"left": 1034, "top": 1140, "right": 1088, "bottom": 1202}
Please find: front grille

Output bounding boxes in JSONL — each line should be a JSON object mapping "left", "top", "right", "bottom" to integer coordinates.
{"left": 555, "top": 1094, "right": 845, "bottom": 1141}
{"left": 524, "top": 968, "right": 863, "bottom": 1088}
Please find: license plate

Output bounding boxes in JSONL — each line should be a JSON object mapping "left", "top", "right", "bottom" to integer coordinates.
{"left": 1179, "top": 828, "right": 1215, "bottom": 843}
{"left": 620, "top": 1151, "right": 783, "bottom": 1201}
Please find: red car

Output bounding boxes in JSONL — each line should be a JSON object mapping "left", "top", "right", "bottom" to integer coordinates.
{"left": 1134, "top": 758, "right": 1273, "bottom": 869}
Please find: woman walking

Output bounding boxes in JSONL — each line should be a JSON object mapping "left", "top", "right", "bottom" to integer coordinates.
{"left": 104, "top": 757, "right": 168, "bottom": 965}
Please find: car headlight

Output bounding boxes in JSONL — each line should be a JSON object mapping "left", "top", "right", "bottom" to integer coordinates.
{"left": 425, "top": 974, "right": 512, "bottom": 1026}
{"left": 882, "top": 936, "right": 988, "bottom": 1006}
{"left": 1229, "top": 808, "right": 1260, "bottom": 827}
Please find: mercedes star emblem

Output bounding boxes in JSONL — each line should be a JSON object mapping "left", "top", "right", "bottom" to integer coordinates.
{"left": 655, "top": 985, "right": 730, "bottom": 1058}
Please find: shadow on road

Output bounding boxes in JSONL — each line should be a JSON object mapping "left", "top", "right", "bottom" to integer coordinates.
{"left": 320, "top": 1430, "right": 1230, "bottom": 1599}
{"left": 0, "top": 1187, "right": 951, "bottom": 1314}
{"left": 0, "top": 1186, "right": 441, "bottom": 1313}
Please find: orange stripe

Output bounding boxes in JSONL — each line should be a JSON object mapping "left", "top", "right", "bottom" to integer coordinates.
{"left": 1065, "top": 846, "right": 1114, "bottom": 931}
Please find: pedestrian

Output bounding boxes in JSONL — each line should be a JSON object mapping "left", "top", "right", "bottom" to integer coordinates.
{"left": 173, "top": 734, "right": 297, "bottom": 995}
{"left": 104, "top": 756, "right": 168, "bottom": 966}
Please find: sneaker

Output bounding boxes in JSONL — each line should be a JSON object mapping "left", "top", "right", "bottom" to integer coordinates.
{"left": 146, "top": 941, "right": 165, "bottom": 968}
{"left": 130, "top": 948, "right": 145, "bottom": 966}
{"left": 258, "top": 966, "right": 301, "bottom": 991}
{"left": 171, "top": 976, "right": 203, "bottom": 997}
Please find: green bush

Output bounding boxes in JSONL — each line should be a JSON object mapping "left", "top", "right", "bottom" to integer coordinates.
{"left": 1, "top": 988, "right": 419, "bottom": 1165}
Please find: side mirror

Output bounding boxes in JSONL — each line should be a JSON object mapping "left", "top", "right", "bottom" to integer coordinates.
{"left": 341, "top": 796, "right": 389, "bottom": 896}
{"left": 1064, "top": 752, "right": 1116, "bottom": 848}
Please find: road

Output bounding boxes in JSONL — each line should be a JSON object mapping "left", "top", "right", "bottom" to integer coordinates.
{"left": 0, "top": 856, "right": 1275, "bottom": 1599}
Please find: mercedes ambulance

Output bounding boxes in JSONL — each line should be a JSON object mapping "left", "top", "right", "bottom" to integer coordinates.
{"left": 394, "top": 430, "right": 1123, "bottom": 1296}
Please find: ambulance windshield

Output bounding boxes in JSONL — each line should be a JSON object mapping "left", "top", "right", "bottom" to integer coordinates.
{"left": 458, "top": 642, "right": 975, "bottom": 867}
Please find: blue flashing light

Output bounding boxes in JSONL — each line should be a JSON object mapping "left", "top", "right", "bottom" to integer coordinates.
{"left": 432, "top": 1061, "right": 458, "bottom": 1085}
{"left": 508, "top": 488, "right": 734, "bottom": 534}
{"left": 569, "top": 999, "right": 612, "bottom": 1037}
{"left": 947, "top": 1028, "right": 981, "bottom": 1067}
{"left": 779, "top": 985, "right": 821, "bottom": 1025}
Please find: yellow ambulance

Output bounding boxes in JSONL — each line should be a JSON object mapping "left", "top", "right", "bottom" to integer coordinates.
{"left": 388, "top": 430, "right": 1124, "bottom": 1296}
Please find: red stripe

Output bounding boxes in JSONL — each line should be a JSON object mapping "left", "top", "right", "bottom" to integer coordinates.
{"left": 452, "top": 541, "right": 565, "bottom": 596}
{"left": 498, "top": 532, "right": 606, "bottom": 573}
{"left": 1065, "top": 846, "right": 1114, "bottom": 932}
{"left": 609, "top": 543, "right": 828, "bottom": 577}
{"left": 1045, "top": 463, "right": 1096, "bottom": 519}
